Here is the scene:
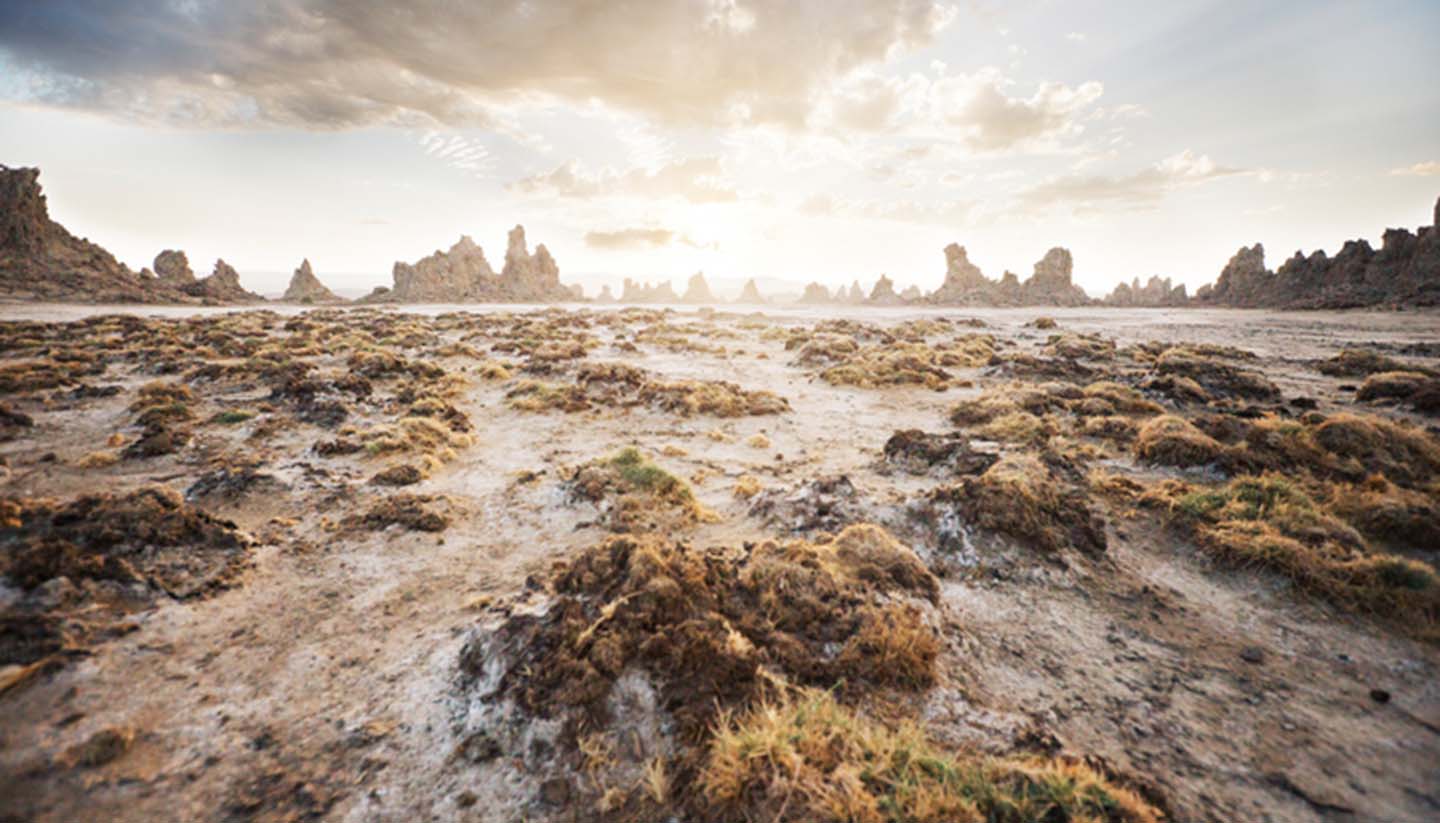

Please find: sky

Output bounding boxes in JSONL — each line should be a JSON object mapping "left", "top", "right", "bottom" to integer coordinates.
{"left": 0, "top": 0, "right": 1437, "bottom": 298}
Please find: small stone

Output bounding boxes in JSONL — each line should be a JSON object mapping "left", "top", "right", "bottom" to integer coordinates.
{"left": 1239, "top": 646, "right": 1265, "bottom": 664}
{"left": 1369, "top": 688, "right": 1391, "bottom": 704}
{"left": 456, "top": 791, "right": 477, "bottom": 808}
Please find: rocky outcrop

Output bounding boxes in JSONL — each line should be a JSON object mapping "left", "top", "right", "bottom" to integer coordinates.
{"left": 1019, "top": 248, "right": 1090, "bottom": 306}
{"left": 500, "top": 225, "right": 577, "bottom": 301}
{"left": 799, "top": 282, "right": 835, "bottom": 304}
{"left": 1199, "top": 199, "right": 1440, "bottom": 308}
{"left": 0, "top": 165, "right": 182, "bottom": 302}
{"left": 152, "top": 250, "right": 195, "bottom": 287}
{"left": 595, "top": 285, "right": 617, "bottom": 303}
{"left": 680, "top": 272, "right": 717, "bottom": 304}
{"left": 1103, "top": 275, "right": 1188, "bottom": 307}
{"left": 283, "top": 259, "right": 343, "bottom": 303}
{"left": 620, "top": 279, "right": 679, "bottom": 303}
{"left": 920, "top": 244, "right": 1093, "bottom": 307}
{"left": 375, "top": 225, "right": 577, "bottom": 303}
{"left": 736, "top": 279, "right": 765, "bottom": 304}
{"left": 187, "top": 259, "right": 265, "bottom": 303}
{"left": 867, "top": 275, "right": 903, "bottom": 306}
{"left": 927, "top": 244, "right": 990, "bottom": 304}
{"left": 900, "top": 285, "right": 921, "bottom": 301}
{"left": 845, "top": 281, "right": 866, "bottom": 304}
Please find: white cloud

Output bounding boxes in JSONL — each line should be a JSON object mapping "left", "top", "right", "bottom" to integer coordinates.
{"left": 1014, "top": 150, "right": 1245, "bottom": 213}
{"left": 509, "top": 156, "right": 738, "bottom": 203}
{"left": 584, "top": 227, "right": 714, "bottom": 250}
{"left": 1390, "top": 161, "right": 1440, "bottom": 177}
{"left": 1065, "top": 32, "right": 1087, "bottom": 42}
{"left": 814, "top": 66, "right": 1107, "bottom": 153}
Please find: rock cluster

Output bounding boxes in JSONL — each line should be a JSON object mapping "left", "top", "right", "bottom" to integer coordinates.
{"left": 925, "top": 244, "right": 1092, "bottom": 306}
{"left": 372, "top": 225, "right": 578, "bottom": 303}
{"left": 1197, "top": 200, "right": 1440, "bottom": 308}
{"left": 680, "top": 272, "right": 716, "bottom": 304}
{"left": 620, "top": 278, "right": 679, "bottom": 303}
{"left": 0, "top": 166, "right": 170, "bottom": 302}
{"left": 0, "top": 165, "right": 266, "bottom": 304}
{"left": 283, "top": 259, "right": 343, "bottom": 303}
{"left": 798, "top": 282, "right": 834, "bottom": 304}
{"left": 1103, "top": 276, "right": 1188, "bottom": 307}
{"left": 736, "top": 278, "right": 765, "bottom": 304}
{"left": 868, "top": 274, "right": 903, "bottom": 305}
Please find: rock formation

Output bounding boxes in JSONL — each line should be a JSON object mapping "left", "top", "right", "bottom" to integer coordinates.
{"left": 1198, "top": 198, "right": 1440, "bottom": 308}
{"left": 595, "top": 285, "right": 617, "bottom": 303}
{"left": 736, "top": 278, "right": 765, "bottom": 304}
{"left": 152, "top": 250, "right": 195, "bottom": 287}
{"left": 0, "top": 165, "right": 181, "bottom": 302}
{"left": 283, "top": 259, "right": 343, "bottom": 303}
{"left": 927, "top": 245, "right": 990, "bottom": 304}
{"left": 1103, "top": 276, "right": 1188, "bottom": 307}
{"left": 187, "top": 259, "right": 265, "bottom": 303}
{"left": 374, "top": 225, "right": 577, "bottom": 303}
{"left": 500, "top": 225, "right": 578, "bottom": 301}
{"left": 867, "top": 275, "right": 903, "bottom": 306}
{"left": 620, "top": 279, "right": 679, "bottom": 303}
{"left": 845, "top": 281, "right": 866, "bottom": 304}
{"left": 681, "top": 272, "right": 717, "bottom": 304}
{"left": 922, "top": 244, "right": 1092, "bottom": 306}
{"left": 900, "top": 285, "right": 922, "bottom": 301}
{"left": 798, "top": 282, "right": 835, "bottom": 304}
{"left": 1018, "top": 248, "right": 1090, "bottom": 306}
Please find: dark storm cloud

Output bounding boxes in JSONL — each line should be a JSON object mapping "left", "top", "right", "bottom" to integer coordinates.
{"left": 0, "top": 0, "right": 955, "bottom": 129}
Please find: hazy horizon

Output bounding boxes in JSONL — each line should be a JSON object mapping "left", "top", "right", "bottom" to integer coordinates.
{"left": 1, "top": 0, "right": 1437, "bottom": 298}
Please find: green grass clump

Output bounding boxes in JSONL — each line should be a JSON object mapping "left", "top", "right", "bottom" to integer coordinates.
{"left": 209, "top": 409, "right": 256, "bottom": 425}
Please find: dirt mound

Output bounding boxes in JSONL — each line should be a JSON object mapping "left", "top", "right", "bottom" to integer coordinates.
{"left": 882, "top": 429, "right": 998, "bottom": 476}
{"left": 563, "top": 448, "right": 710, "bottom": 532}
{"left": 1135, "top": 415, "right": 1224, "bottom": 468}
{"left": 748, "top": 474, "right": 875, "bottom": 533}
{"left": 508, "top": 364, "right": 788, "bottom": 417}
{"left": 457, "top": 525, "right": 942, "bottom": 813}
{"left": 1153, "top": 347, "right": 1279, "bottom": 402}
{"left": 924, "top": 454, "right": 1107, "bottom": 556}
{"left": 1143, "top": 475, "right": 1439, "bottom": 629}
{"left": 0, "top": 487, "right": 251, "bottom": 668}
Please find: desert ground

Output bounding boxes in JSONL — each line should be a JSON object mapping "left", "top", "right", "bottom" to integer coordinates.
{"left": 2, "top": 303, "right": 1438, "bottom": 823}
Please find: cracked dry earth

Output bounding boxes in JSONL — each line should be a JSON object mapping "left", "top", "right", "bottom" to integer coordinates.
{"left": 1, "top": 303, "right": 1438, "bottom": 822}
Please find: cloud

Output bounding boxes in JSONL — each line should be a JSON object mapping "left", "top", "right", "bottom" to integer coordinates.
{"left": 1014, "top": 150, "right": 1245, "bottom": 213}
{"left": 801, "top": 193, "right": 974, "bottom": 226}
{"left": 814, "top": 67, "right": 1106, "bottom": 153}
{"left": 509, "top": 156, "right": 738, "bottom": 203}
{"left": 1390, "top": 161, "right": 1440, "bottom": 177}
{"left": 584, "top": 227, "right": 713, "bottom": 250}
{"left": 0, "top": 0, "right": 956, "bottom": 130}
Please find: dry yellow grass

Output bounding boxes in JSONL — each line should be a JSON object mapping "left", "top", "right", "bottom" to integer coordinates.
{"left": 700, "top": 688, "right": 1162, "bottom": 823}
{"left": 1135, "top": 415, "right": 1224, "bottom": 467}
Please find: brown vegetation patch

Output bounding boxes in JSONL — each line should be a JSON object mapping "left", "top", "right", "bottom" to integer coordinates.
{"left": 0, "top": 487, "right": 250, "bottom": 668}
{"left": 1153, "top": 348, "right": 1279, "bottom": 402}
{"left": 882, "top": 429, "right": 998, "bottom": 476}
{"left": 924, "top": 454, "right": 1107, "bottom": 556}
{"left": 701, "top": 688, "right": 1163, "bottom": 823}
{"left": 458, "top": 525, "right": 944, "bottom": 814}
{"left": 564, "top": 448, "right": 711, "bottom": 533}
{"left": 1135, "top": 415, "right": 1225, "bottom": 468}
{"left": 1144, "top": 475, "right": 1439, "bottom": 628}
